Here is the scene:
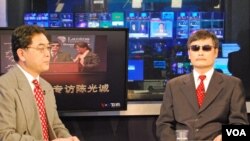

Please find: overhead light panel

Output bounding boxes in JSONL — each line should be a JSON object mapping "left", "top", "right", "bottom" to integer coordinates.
{"left": 171, "top": 0, "right": 182, "bottom": 8}
{"left": 55, "top": 3, "right": 64, "bottom": 12}
{"left": 132, "top": 0, "right": 143, "bottom": 8}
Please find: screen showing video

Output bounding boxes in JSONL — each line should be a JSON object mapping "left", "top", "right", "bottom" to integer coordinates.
{"left": 150, "top": 12, "right": 174, "bottom": 38}
{"left": 0, "top": 28, "right": 128, "bottom": 112}
{"left": 126, "top": 12, "right": 150, "bottom": 38}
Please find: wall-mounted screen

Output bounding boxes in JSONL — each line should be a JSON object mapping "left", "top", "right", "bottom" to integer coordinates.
{"left": 24, "top": 13, "right": 49, "bottom": 27}
{"left": 25, "top": 13, "right": 74, "bottom": 28}
{"left": 215, "top": 58, "right": 231, "bottom": 75}
{"left": 176, "top": 12, "right": 189, "bottom": 39}
{"left": 221, "top": 43, "right": 240, "bottom": 57}
{"left": 99, "top": 13, "right": 112, "bottom": 28}
{"left": 150, "top": 12, "right": 174, "bottom": 38}
{"left": 0, "top": 28, "right": 128, "bottom": 112}
{"left": 128, "top": 59, "right": 144, "bottom": 81}
{"left": 111, "top": 12, "right": 124, "bottom": 27}
{"left": 176, "top": 12, "right": 224, "bottom": 39}
{"left": 126, "top": 12, "right": 150, "bottom": 38}
{"left": 49, "top": 13, "right": 63, "bottom": 27}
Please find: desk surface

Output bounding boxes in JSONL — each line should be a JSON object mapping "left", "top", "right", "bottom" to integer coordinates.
{"left": 59, "top": 101, "right": 250, "bottom": 116}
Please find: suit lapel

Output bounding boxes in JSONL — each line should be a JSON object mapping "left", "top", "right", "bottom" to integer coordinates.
{"left": 180, "top": 73, "right": 200, "bottom": 112}
{"left": 199, "top": 72, "right": 223, "bottom": 112}
{"left": 13, "top": 66, "right": 43, "bottom": 136}
{"left": 12, "top": 65, "right": 57, "bottom": 139}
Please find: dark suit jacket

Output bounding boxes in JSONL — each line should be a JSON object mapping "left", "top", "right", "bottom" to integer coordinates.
{"left": 156, "top": 71, "right": 249, "bottom": 141}
{"left": 81, "top": 52, "right": 100, "bottom": 71}
{"left": 0, "top": 65, "right": 71, "bottom": 141}
{"left": 50, "top": 51, "right": 72, "bottom": 62}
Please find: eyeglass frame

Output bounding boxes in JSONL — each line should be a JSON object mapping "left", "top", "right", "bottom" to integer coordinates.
{"left": 25, "top": 43, "right": 52, "bottom": 53}
{"left": 188, "top": 44, "right": 217, "bottom": 52}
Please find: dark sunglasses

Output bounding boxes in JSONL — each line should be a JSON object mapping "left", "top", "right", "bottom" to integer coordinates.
{"left": 189, "top": 45, "right": 215, "bottom": 52}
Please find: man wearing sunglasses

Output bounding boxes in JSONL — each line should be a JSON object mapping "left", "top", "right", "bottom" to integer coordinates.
{"left": 156, "top": 30, "right": 249, "bottom": 141}
{"left": 50, "top": 41, "right": 72, "bottom": 62}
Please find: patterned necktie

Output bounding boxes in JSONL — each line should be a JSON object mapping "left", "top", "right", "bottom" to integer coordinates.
{"left": 196, "top": 75, "right": 206, "bottom": 108}
{"left": 32, "top": 79, "right": 49, "bottom": 141}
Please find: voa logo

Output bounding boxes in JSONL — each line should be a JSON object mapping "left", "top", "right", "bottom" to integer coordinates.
{"left": 226, "top": 129, "right": 246, "bottom": 136}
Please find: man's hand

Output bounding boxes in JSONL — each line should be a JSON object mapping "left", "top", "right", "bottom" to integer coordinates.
{"left": 52, "top": 136, "right": 80, "bottom": 141}
{"left": 213, "top": 134, "right": 222, "bottom": 141}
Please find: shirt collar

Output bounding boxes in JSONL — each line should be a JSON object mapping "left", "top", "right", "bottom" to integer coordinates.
{"left": 193, "top": 68, "right": 214, "bottom": 82}
{"left": 17, "top": 64, "right": 40, "bottom": 89}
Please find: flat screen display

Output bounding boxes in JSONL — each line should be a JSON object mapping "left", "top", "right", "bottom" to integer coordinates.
{"left": 150, "top": 12, "right": 174, "bottom": 38}
{"left": 128, "top": 59, "right": 144, "bottom": 81}
{"left": 176, "top": 12, "right": 224, "bottom": 39}
{"left": 24, "top": 13, "right": 74, "bottom": 28}
{"left": 126, "top": 12, "right": 150, "bottom": 38}
{"left": 24, "top": 13, "right": 49, "bottom": 27}
{"left": 74, "top": 13, "right": 88, "bottom": 28}
{"left": 214, "top": 58, "right": 231, "bottom": 75}
{"left": 0, "top": 28, "right": 128, "bottom": 112}
{"left": 111, "top": 12, "right": 124, "bottom": 27}
{"left": 221, "top": 43, "right": 240, "bottom": 57}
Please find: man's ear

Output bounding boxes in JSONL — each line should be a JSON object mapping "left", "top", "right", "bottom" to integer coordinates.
{"left": 188, "top": 50, "right": 191, "bottom": 60}
{"left": 17, "top": 48, "right": 26, "bottom": 61}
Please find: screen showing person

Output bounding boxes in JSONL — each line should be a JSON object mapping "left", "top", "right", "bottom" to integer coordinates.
{"left": 158, "top": 23, "right": 166, "bottom": 33}
{"left": 0, "top": 28, "right": 127, "bottom": 112}
{"left": 50, "top": 41, "right": 72, "bottom": 62}
{"left": 150, "top": 21, "right": 173, "bottom": 38}
{"left": 138, "top": 22, "right": 148, "bottom": 34}
{"left": 129, "top": 42, "right": 144, "bottom": 56}
{"left": 152, "top": 42, "right": 168, "bottom": 57}
{"left": 129, "top": 22, "right": 138, "bottom": 33}
{"left": 73, "top": 41, "right": 100, "bottom": 71}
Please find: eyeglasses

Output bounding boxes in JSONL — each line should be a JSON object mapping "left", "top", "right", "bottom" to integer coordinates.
{"left": 189, "top": 45, "right": 215, "bottom": 52}
{"left": 27, "top": 44, "right": 52, "bottom": 53}
{"left": 50, "top": 44, "right": 60, "bottom": 47}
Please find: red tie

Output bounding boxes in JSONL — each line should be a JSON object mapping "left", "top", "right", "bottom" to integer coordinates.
{"left": 32, "top": 79, "right": 49, "bottom": 141}
{"left": 196, "top": 75, "right": 206, "bottom": 108}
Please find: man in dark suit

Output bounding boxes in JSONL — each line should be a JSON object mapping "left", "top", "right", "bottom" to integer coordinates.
{"left": 157, "top": 23, "right": 166, "bottom": 33}
{"left": 50, "top": 41, "right": 72, "bottom": 62}
{"left": 156, "top": 30, "right": 249, "bottom": 141}
{"left": 130, "top": 22, "right": 137, "bottom": 33}
{"left": 0, "top": 25, "right": 79, "bottom": 141}
{"left": 139, "top": 22, "right": 148, "bottom": 34}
